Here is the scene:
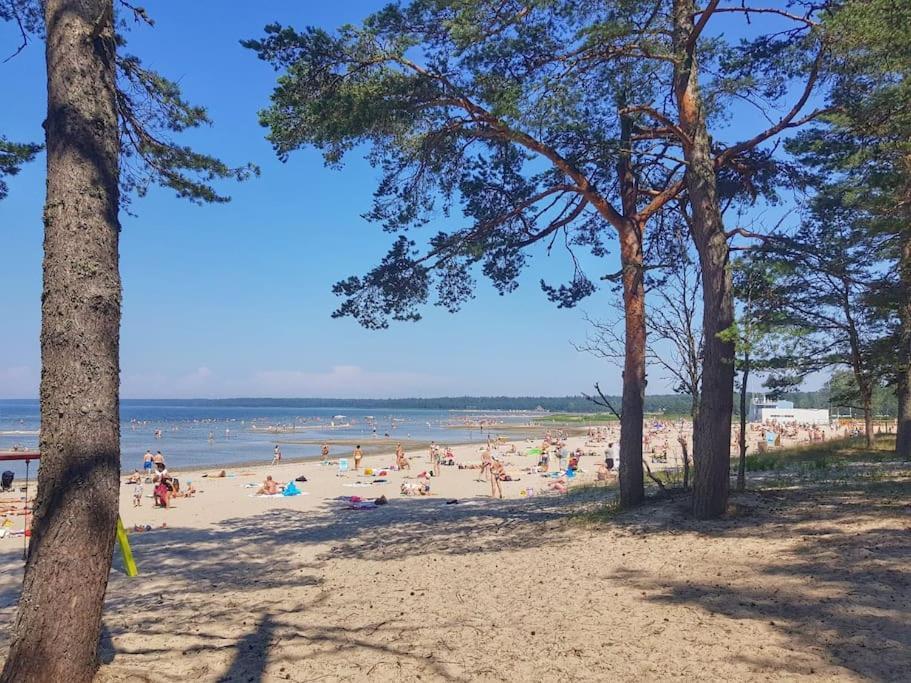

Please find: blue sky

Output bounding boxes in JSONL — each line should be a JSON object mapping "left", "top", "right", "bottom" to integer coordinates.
{"left": 0, "top": 2, "right": 804, "bottom": 399}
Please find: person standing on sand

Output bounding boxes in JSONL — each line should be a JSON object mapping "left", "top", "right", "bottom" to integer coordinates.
{"left": 431, "top": 445, "right": 441, "bottom": 478}
{"left": 153, "top": 450, "right": 165, "bottom": 469}
{"left": 321, "top": 442, "right": 330, "bottom": 462}
{"left": 353, "top": 444, "right": 363, "bottom": 470}
{"left": 489, "top": 458, "right": 504, "bottom": 498}
{"left": 272, "top": 444, "right": 282, "bottom": 466}
{"left": 143, "top": 450, "right": 153, "bottom": 479}
{"left": 606, "top": 441, "right": 619, "bottom": 468}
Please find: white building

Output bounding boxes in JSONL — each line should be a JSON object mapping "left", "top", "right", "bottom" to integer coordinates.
{"left": 758, "top": 408, "right": 830, "bottom": 425}
{"left": 749, "top": 395, "right": 829, "bottom": 424}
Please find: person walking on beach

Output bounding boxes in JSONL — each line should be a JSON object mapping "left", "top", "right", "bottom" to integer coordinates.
{"left": 272, "top": 444, "right": 282, "bottom": 466}
{"left": 321, "top": 442, "right": 330, "bottom": 463}
{"left": 153, "top": 450, "right": 165, "bottom": 468}
{"left": 353, "top": 444, "right": 363, "bottom": 471}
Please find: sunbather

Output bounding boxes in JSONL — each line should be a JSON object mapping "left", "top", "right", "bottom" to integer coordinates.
{"left": 257, "top": 475, "right": 279, "bottom": 495}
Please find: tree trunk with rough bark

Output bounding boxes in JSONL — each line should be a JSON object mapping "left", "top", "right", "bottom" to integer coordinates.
{"left": 672, "top": 0, "right": 735, "bottom": 519}
{"left": 618, "top": 222, "right": 646, "bottom": 507}
{"left": 862, "top": 389, "right": 874, "bottom": 449}
{"left": 613, "top": 112, "right": 645, "bottom": 507}
{"left": 896, "top": 228, "right": 911, "bottom": 458}
{"left": 737, "top": 355, "right": 749, "bottom": 492}
{"left": 1, "top": 1, "right": 121, "bottom": 681}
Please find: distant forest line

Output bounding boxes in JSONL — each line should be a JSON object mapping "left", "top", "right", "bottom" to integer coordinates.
{"left": 120, "top": 390, "right": 898, "bottom": 417}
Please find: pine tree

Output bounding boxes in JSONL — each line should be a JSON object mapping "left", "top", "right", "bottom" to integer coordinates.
{"left": 0, "top": 3, "right": 254, "bottom": 679}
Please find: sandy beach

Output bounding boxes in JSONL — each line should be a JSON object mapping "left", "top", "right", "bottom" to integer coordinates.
{"left": 2, "top": 430, "right": 907, "bottom": 681}
{"left": 113, "top": 434, "right": 603, "bottom": 529}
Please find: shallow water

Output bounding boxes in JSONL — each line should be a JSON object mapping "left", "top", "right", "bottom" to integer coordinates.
{"left": 0, "top": 400, "right": 539, "bottom": 478}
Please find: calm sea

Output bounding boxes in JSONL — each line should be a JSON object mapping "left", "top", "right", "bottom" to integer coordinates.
{"left": 0, "top": 400, "right": 538, "bottom": 477}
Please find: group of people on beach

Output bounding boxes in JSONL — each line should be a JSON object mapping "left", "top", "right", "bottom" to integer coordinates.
{"left": 127, "top": 449, "right": 195, "bottom": 509}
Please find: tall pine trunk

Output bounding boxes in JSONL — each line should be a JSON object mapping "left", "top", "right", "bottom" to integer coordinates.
{"left": 614, "top": 112, "right": 645, "bottom": 507}
{"left": 862, "top": 389, "right": 874, "bottom": 449}
{"left": 1, "top": 1, "right": 121, "bottom": 681}
{"left": 737, "top": 354, "right": 750, "bottom": 492}
{"left": 673, "top": 0, "right": 735, "bottom": 518}
{"left": 618, "top": 222, "right": 646, "bottom": 507}
{"left": 896, "top": 227, "right": 911, "bottom": 458}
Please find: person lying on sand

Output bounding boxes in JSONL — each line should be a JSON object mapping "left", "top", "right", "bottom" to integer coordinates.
{"left": 257, "top": 475, "right": 279, "bottom": 496}
{"left": 125, "top": 470, "right": 142, "bottom": 485}
{"left": 549, "top": 477, "right": 568, "bottom": 494}
{"left": 401, "top": 475, "right": 430, "bottom": 496}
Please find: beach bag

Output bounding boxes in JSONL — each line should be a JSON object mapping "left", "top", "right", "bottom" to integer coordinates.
{"left": 283, "top": 481, "right": 301, "bottom": 496}
{"left": 1, "top": 471, "right": 13, "bottom": 491}
{"left": 295, "top": 475, "right": 308, "bottom": 483}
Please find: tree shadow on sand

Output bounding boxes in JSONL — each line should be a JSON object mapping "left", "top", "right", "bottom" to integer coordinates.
{"left": 80, "top": 492, "right": 592, "bottom": 681}
{"left": 601, "top": 476, "right": 911, "bottom": 681}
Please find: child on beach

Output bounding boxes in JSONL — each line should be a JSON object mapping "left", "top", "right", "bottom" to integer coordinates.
{"left": 133, "top": 483, "right": 143, "bottom": 507}
{"left": 272, "top": 444, "right": 282, "bottom": 466}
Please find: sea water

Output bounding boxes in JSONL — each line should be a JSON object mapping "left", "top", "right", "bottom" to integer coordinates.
{"left": 0, "top": 399, "right": 537, "bottom": 478}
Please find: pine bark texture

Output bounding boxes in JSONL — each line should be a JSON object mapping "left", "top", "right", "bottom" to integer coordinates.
{"left": 618, "top": 223, "right": 646, "bottom": 507}
{"left": 1, "top": 1, "right": 122, "bottom": 680}
{"left": 737, "top": 355, "right": 750, "bottom": 492}
{"left": 673, "top": 0, "right": 735, "bottom": 519}
{"left": 896, "top": 228, "right": 911, "bottom": 458}
{"left": 613, "top": 112, "right": 645, "bottom": 507}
